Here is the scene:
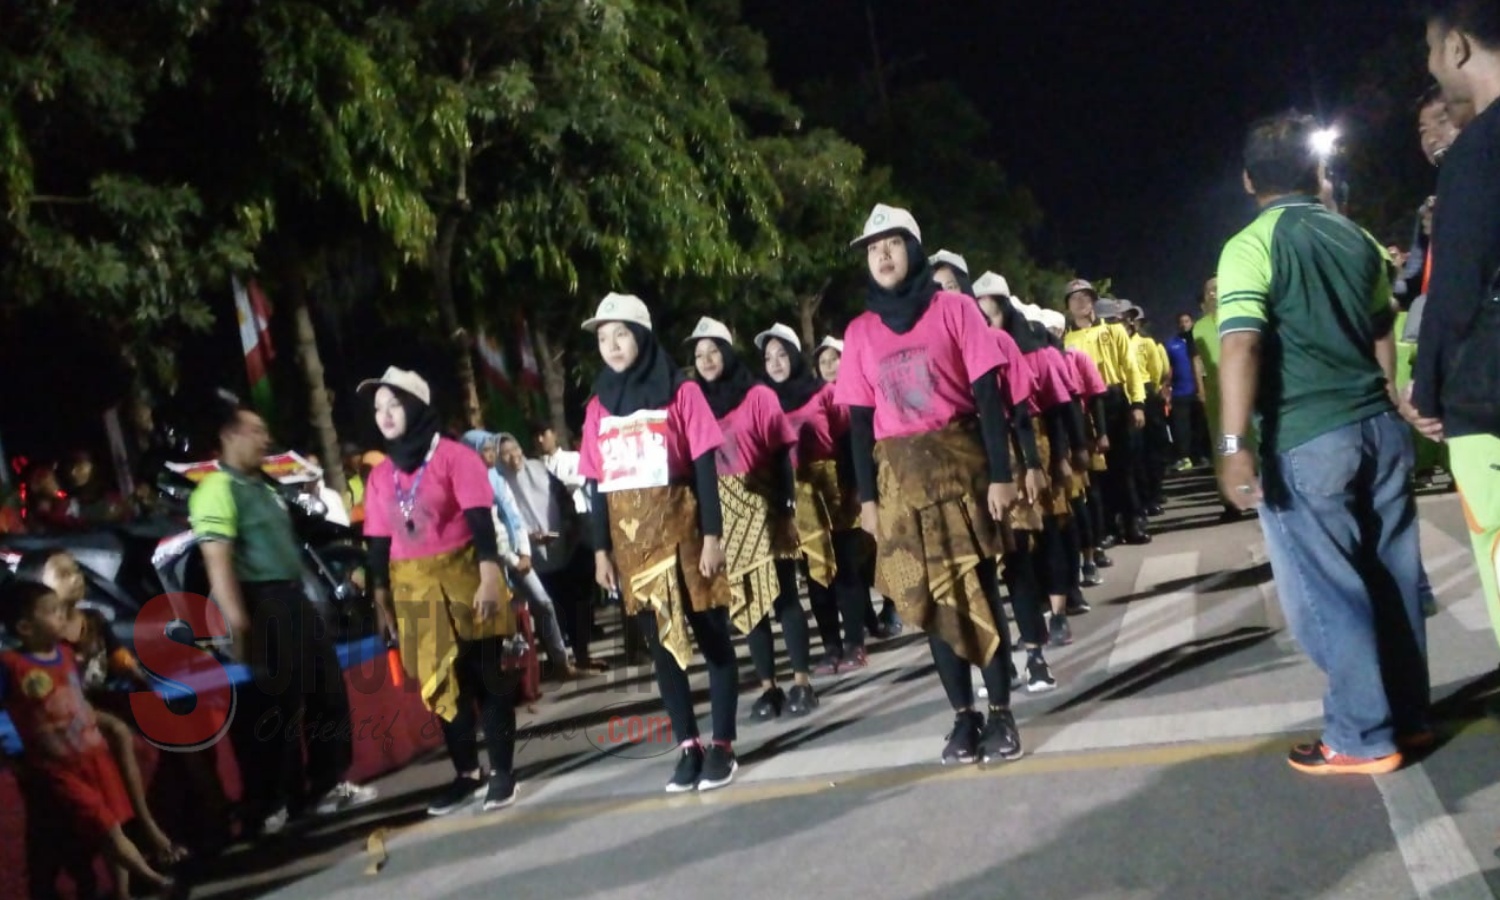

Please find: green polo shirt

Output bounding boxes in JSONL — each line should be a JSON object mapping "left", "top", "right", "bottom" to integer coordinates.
{"left": 1216, "top": 196, "right": 1394, "bottom": 455}
{"left": 189, "top": 467, "right": 304, "bottom": 584}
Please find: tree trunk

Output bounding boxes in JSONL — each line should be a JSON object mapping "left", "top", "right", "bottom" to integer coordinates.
{"left": 534, "top": 323, "right": 572, "bottom": 446}
{"left": 430, "top": 211, "right": 482, "bottom": 430}
{"left": 286, "top": 268, "right": 347, "bottom": 496}
{"left": 797, "top": 280, "right": 830, "bottom": 359}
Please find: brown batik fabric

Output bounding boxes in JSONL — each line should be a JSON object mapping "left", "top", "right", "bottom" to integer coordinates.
{"left": 607, "top": 484, "right": 730, "bottom": 670}
{"left": 793, "top": 457, "right": 859, "bottom": 588}
{"left": 1008, "top": 431, "right": 1074, "bottom": 532}
{"left": 873, "top": 419, "right": 1008, "bottom": 667}
{"left": 721, "top": 471, "right": 801, "bottom": 635}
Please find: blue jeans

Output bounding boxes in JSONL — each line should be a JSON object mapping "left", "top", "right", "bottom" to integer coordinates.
{"left": 1257, "top": 411, "right": 1427, "bottom": 758}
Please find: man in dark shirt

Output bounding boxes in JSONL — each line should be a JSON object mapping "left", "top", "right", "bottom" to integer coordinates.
{"left": 1406, "top": 0, "right": 1500, "bottom": 651}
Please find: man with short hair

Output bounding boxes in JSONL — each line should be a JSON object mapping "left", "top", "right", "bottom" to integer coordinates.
{"left": 1405, "top": 0, "right": 1500, "bottom": 650}
{"left": 1218, "top": 111, "right": 1427, "bottom": 776}
{"left": 1166, "top": 313, "right": 1206, "bottom": 469}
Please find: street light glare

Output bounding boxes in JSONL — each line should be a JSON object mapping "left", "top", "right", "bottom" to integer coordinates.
{"left": 1310, "top": 127, "right": 1340, "bottom": 158}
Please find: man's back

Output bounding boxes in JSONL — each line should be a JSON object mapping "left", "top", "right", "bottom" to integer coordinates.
{"left": 1217, "top": 197, "right": 1395, "bottom": 454}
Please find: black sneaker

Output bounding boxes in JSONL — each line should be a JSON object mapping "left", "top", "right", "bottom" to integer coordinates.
{"left": 1025, "top": 651, "right": 1057, "bottom": 693}
{"left": 786, "top": 683, "right": 818, "bottom": 716}
{"left": 1009, "top": 656, "right": 1022, "bottom": 691}
{"left": 427, "top": 774, "right": 486, "bottom": 816}
{"left": 1098, "top": 535, "right": 1119, "bottom": 551}
{"left": 979, "top": 707, "right": 1023, "bottom": 762}
{"left": 1049, "top": 614, "right": 1073, "bottom": 647}
{"left": 698, "top": 744, "right": 738, "bottom": 791}
{"left": 1080, "top": 563, "right": 1102, "bottom": 587}
{"left": 750, "top": 686, "right": 786, "bottom": 721}
{"left": 1066, "top": 588, "right": 1092, "bottom": 615}
{"left": 666, "top": 744, "right": 705, "bottom": 793}
{"left": 1094, "top": 551, "right": 1115, "bottom": 569}
{"left": 941, "top": 711, "right": 983, "bottom": 765}
{"left": 1145, "top": 505, "right": 1165, "bottom": 518}
{"left": 481, "top": 772, "right": 518, "bottom": 812}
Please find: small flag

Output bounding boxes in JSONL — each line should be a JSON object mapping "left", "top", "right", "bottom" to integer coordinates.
{"left": 477, "top": 328, "right": 512, "bottom": 394}
{"left": 518, "top": 317, "right": 542, "bottom": 391}
{"left": 232, "top": 277, "right": 276, "bottom": 417}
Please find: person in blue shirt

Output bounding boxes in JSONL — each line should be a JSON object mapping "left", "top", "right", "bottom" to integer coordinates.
{"left": 1166, "top": 313, "right": 1208, "bottom": 470}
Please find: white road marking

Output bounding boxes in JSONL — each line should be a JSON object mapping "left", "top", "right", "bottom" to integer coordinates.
{"left": 1376, "top": 765, "right": 1494, "bottom": 900}
{"left": 1106, "top": 551, "right": 1200, "bottom": 674}
{"left": 1036, "top": 700, "right": 1323, "bottom": 753}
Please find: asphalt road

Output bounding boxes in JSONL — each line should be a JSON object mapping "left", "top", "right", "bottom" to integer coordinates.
{"left": 192, "top": 469, "right": 1500, "bottom": 900}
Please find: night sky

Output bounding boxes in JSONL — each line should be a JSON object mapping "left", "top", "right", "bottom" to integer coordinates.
{"left": 745, "top": 0, "right": 1426, "bottom": 315}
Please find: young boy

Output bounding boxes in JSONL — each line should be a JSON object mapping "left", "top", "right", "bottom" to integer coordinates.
{"left": 0, "top": 579, "right": 186, "bottom": 899}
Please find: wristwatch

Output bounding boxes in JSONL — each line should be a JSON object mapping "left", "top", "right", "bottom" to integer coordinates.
{"left": 1217, "top": 434, "right": 1245, "bottom": 457}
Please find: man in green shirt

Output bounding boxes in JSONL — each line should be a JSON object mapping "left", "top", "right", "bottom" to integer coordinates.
{"left": 189, "top": 400, "right": 375, "bottom": 835}
{"left": 1216, "top": 111, "right": 1426, "bottom": 777}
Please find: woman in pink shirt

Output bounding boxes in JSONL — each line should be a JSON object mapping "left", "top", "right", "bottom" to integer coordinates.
{"left": 685, "top": 317, "right": 812, "bottom": 721}
{"left": 361, "top": 367, "right": 520, "bottom": 817}
{"left": 836, "top": 203, "right": 1024, "bottom": 765}
{"left": 758, "top": 324, "right": 872, "bottom": 679}
{"left": 1046, "top": 311, "right": 1115, "bottom": 589}
{"left": 578, "top": 294, "right": 739, "bottom": 793}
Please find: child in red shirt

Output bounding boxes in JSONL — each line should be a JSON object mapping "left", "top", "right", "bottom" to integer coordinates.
{"left": 0, "top": 579, "right": 185, "bottom": 899}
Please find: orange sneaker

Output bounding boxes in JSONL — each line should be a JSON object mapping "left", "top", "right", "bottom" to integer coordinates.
{"left": 1287, "top": 741, "right": 1403, "bottom": 776}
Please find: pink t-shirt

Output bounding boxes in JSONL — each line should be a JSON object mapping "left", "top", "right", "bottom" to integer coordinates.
{"left": 579, "top": 381, "right": 724, "bottom": 491}
{"left": 785, "top": 383, "right": 848, "bottom": 467}
{"left": 991, "top": 328, "right": 1037, "bottom": 411}
{"left": 835, "top": 292, "right": 1007, "bottom": 441}
{"left": 1026, "top": 346, "right": 1075, "bottom": 412}
{"left": 364, "top": 438, "right": 494, "bottom": 562}
{"left": 1067, "top": 348, "right": 1109, "bottom": 399}
{"left": 713, "top": 384, "right": 796, "bottom": 477}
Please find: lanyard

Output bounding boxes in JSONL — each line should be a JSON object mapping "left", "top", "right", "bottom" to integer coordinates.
{"left": 393, "top": 436, "right": 439, "bottom": 534}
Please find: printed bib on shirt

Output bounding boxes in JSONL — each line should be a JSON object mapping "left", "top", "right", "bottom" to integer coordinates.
{"left": 598, "top": 410, "right": 672, "bottom": 492}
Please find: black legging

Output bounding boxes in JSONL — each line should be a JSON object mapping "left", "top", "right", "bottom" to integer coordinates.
{"left": 1101, "top": 386, "right": 1142, "bottom": 535}
{"left": 809, "top": 529, "right": 869, "bottom": 657}
{"left": 1036, "top": 516, "right": 1075, "bottom": 596}
{"left": 1070, "top": 495, "right": 1094, "bottom": 554}
{"left": 638, "top": 604, "right": 739, "bottom": 744}
{"left": 440, "top": 636, "right": 519, "bottom": 776}
{"left": 1139, "top": 391, "right": 1170, "bottom": 507}
{"left": 537, "top": 547, "right": 598, "bottom": 665}
{"left": 1002, "top": 535, "right": 1048, "bottom": 647}
{"left": 929, "top": 558, "right": 1012, "bottom": 709}
{"left": 748, "top": 559, "right": 813, "bottom": 680}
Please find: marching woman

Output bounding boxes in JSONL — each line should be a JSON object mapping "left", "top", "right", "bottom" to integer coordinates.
{"left": 813, "top": 336, "right": 844, "bottom": 384}
{"left": 1048, "top": 309, "right": 1115, "bottom": 584}
{"left": 686, "top": 317, "right": 813, "bottom": 720}
{"left": 838, "top": 204, "right": 1024, "bottom": 765}
{"left": 579, "top": 294, "right": 740, "bottom": 792}
{"left": 758, "top": 323, "right": 871, "bottom": 680}
{"left": 361, "top": 367, "right": 520, "bottom": 816}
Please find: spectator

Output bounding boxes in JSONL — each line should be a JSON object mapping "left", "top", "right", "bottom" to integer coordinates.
{"left": 1166, "top": 312, "right": 1208, "bottom": 468}
{"left": 1218, "top": 111, "right": 1426, "bottom": 775}
{"left": 1406, "top": 0, "right": 1500, "bottom": 650}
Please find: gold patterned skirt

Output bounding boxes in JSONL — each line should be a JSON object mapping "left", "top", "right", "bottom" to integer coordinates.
{"left": 793, "top": 457, "right": 860, "bottom": 588}
{"left": 1008, "top": 431, "right": 1075, "bottom": 532}
{"left": 722, "top": 471, "right": 801, "bottom": 634}
{"left": 390, "top": 546, "right": 514, "bottom": 722}
{"left": 873, "top": 419, "right": 1008, "bottom": 667}
{"left": 606, "top": 484, "right": 730, "bottom": 670}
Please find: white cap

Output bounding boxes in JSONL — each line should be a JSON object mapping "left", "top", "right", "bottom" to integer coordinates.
{"left": 816, "top": 336, "right": 844, "bottom": 357}
{"left": 357, "top": 366, "right": 432, "bottom": 406}
{"left": 684, "top": 316, "right": 734, "bottom": 345}
{"left": 753, "top": 323, "right": 801, "bottom": 352}
{"left": 1038, "top": 309, "right": 1067, "bottom": 332}
{"left": 849, "top": 203, "right": 922, "bottom": 247}
{"left": 972, "top": 271, "right": 1012, "bottom": 299}
{"left": 581, "top": 292, "right": 653, "bottom": 332}
{"left": 929, "top": 249, "right": 969, "bottom": 276}
{"left": 1018, "top": 302, "right": 1045, "bottom": 324}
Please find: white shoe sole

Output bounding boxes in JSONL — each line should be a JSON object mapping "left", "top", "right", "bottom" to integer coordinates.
{"left": 427, "top": 783, "right": 487, "bottom": 817}
{"left": 697, "top": 761, "right": 738, "bottom": 791}
{"left": 664, "top": 781, "right": 698, "bottom": 794}
{"left": 1027, "top": 681, "right": 1057, "bottom": 693}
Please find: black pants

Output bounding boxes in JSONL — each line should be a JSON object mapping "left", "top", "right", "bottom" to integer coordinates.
{"left": 440, "top": 636, "right": 519, "bottom": 777}
{"left": 808, "top": 529, "right": 870, "bottom": 658}
{"left": 1101, "top": 386, "right": 1143, "bottom": 535}
{"left": 1002, "top": 535, "right": 1048, "bottom": 647}
{"left": 1036, "top": 515, "right": 1076, "bottom": 596}
{"left": 538, "top": 547, "right": 598, "bottom": 665}
{"left": 234, "top": 581, "right": 353, "bottom": 819}
{"left": 1139, "top": 390, "right": 1170, "bottom": 507}
{"left": 748, "top": 559, "right": 814, "bottom": 680}
{"left": 638, "top": 604, "right": 739, "bottom": 744}
{"left": 928, "top": 558, "right": 1012, "bottom": 708}
{"left": 1170, "top": 394, "right": 1204, "bottom": 462}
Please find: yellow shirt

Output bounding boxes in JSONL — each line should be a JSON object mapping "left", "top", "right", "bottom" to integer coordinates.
{"left": 1066, "top": 321, "right": 1146, "bottom": 403}
{"left": 1129, "top": 334, "right": 1169, "bottom": 392}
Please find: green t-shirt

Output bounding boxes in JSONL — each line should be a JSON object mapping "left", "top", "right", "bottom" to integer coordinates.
{"left": 1216, "top": 196, "right": 1395, "bottom": 455}
{"left": 189, "top": 467, "right": 304, "bottom": 584}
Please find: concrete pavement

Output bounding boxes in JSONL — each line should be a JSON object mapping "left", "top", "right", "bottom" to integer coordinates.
{"left": 192, "top": 470, "right": 1500, "bottom": 900}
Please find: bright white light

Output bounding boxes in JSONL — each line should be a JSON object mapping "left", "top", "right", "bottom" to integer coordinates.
{"left": 1310, "top": 127, "right": 1340, "bottom": 158}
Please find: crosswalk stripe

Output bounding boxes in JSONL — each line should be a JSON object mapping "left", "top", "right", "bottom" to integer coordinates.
{"left": 1377, "top": 766, "right": 1494, "bottom": 900}
{"left": 1036, "top": 700, "right": 1323, "bottom": 753}
{"left": 1106, "top": 551, "right": 1200, "bottom": 674}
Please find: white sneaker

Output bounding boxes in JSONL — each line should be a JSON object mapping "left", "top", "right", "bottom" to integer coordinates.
{"left": 262, "top": 806, "right": 290, "bottom": 836}
{"left": 315, "top": 781, "right": 379, "bottom": 816}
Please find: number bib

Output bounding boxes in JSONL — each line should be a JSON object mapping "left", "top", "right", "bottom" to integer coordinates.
{"left": 598, "top": 410, "right": 672, "bottom": 493}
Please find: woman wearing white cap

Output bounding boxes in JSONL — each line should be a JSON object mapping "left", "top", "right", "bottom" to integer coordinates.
{"left": 838, "top": 203, "right": 1024, "bottom": 765}
{"left": 813, "top": 336, "right": 844, "bottom": 383}
{"left": 757, "top": 322, "right": 871, "bottom": 677}
{"left": 686, "top": 317, "right": 813, "bottom": 720}
{"left": 361, "top": 367, "right": 521, "bottom": 816}
{"left": 578, "top": 295, "right": 740, "bottom": 792}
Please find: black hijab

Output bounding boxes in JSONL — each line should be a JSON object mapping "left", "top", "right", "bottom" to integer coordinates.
{"left": 384, "top": 387, "right": 442, "bottom": 473}
{"left": 866, "top": 233, "right": 940, "bottom": 335}
{"left": 763, "top": 336, "right": 822, "bottom": 413}
{"left": 694, "top": 337, "right": 759, "bottom": 419}
{"left": 593, "top": 323, "right": 687, "bottom": 417}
